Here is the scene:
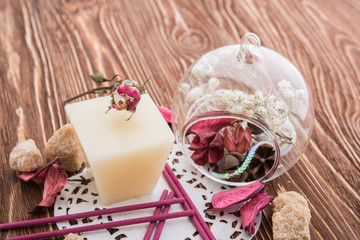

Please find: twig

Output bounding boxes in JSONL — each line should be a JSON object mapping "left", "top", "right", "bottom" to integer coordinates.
{"left": 63, "top": 86, "right": 112, "bottom": 105}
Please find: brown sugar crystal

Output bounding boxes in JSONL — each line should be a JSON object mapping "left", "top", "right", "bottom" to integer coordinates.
{"left": 9, "top": 139, "right": 44, "bottom": 172}
{"left": 272, "top": 191, "right": 311, "bottom": 240}
{"left": 64, "top": 233, "right": 84, "bottom": 240}
{"left": 45, "top": 124, "right": 86, "bottom": 172}
{"left": 272, "top": 191, "right": 311, "bottom": 220}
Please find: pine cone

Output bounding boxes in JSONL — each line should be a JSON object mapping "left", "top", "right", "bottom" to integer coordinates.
{"left": 246, "top": 144, "right": 275, "bottom": 181}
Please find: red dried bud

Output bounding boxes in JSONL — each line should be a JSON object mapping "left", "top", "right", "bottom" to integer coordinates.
{"left": 223, "top": 125, "right": 252, "bottom": 153}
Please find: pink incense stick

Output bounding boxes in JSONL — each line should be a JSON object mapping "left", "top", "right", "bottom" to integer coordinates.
{"left": 164, "top": 163, "right": 216, "bottom": 240}
{"left": 162, "top": 169, "right": 210, "bottom": 240}
{"left": 153, "top": 191, "right": 175, "bottom": 240}
{"left": 6, "top": 210, "right": 194, "bottom": 240}
{"left": 0, "top": 197, "right": 184, "bottom": 231}
{"left": 143, "top": 190, "right": 168, "bottom": 239}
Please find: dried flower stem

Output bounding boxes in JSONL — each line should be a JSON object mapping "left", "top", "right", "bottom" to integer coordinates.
{"left": 102, "top": 74, "right": 122, "bottom": 83}
{"left": 63, "top": 86, "right": 112, "bottom": 105}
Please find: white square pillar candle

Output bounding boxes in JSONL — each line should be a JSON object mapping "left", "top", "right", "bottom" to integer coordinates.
{"left": 65, "top": 94, "right": 174, "bottom": 205}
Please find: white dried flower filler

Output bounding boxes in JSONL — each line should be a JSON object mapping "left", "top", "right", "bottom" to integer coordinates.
{"left": 179, "top": 76, "right": 305, "bottom": 137}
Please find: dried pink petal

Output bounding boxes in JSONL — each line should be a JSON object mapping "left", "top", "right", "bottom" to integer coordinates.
{"left": 30, "top": 159, "right": 68, "bottom": 213}
{"left": 17, "top": 157, "right": 60, "bottom": 185}
{"left": 206, "top": 181, "right": 264, "bottom": 211}
{"left": 240, "top": 193, "right": 274, "bottom": 235}
{"left": 187, "top": 117, "right": 235, "bottom": 135}
{"left": 189, "top": 132, "right": 224, "bottom": 165}
{"left": 190, "top": 149, "right": 209, "bottom": 165}
{"left": 158, "top": 106, "right": 172, "bottom": 123}
{"left": 158, "top": 106, "right": 178, "bottom": 128}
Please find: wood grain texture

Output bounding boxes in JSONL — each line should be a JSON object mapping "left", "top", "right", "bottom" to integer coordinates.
{"left": 0, "top": 0, "right": 359, "bottom": 239}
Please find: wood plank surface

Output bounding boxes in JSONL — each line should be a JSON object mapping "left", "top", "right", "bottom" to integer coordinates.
{"left": 0, "top": 0, "right": 359, "bottom": 239}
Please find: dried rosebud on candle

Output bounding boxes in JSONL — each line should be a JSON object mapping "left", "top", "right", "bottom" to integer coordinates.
{"left": 112, "top": 80, "right": 141, "bottom": 111}
{"left": 67, "top": 74, "right": 149, "bottom": 121}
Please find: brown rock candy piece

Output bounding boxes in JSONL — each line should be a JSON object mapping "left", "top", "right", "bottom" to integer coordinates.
{"left": 272, "top": 191, "right": 311, "bottom": 240}
{"left": 272, "top": 203, "right": 310, "bottom": 240}
{"left": 45, "top": 124, "right": 86, "bottom": 172}
{"left": 272, "top": 191, "right": 311, "bottom": 220}
{"left": 246, "top": 144, "right": 275, "bottom": 181}
{"left": 64, "top": 233, "right": 84, "bottom": 240}
{"left": 9, "top": 139, "right": 44, "bottom": 172}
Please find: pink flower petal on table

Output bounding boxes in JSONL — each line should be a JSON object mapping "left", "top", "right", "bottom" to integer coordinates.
{"left": 157, "top": 106, "right": 177, "bottom": 124}
{"left": 17, "top": 157, "right": 61, "bottom": 185}
{"left": 240, "top": 193, "right": 274, "bottom": 235}
{"left": 30, "top": 159, "right": 68, "bottom": 213}
{"left": 206, "top": 181, "right": 265, "bottom": 211}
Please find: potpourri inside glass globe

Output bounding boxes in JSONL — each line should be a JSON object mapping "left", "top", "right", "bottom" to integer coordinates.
{"left": 172, "top": 33, "right": 314, "bottom": 186}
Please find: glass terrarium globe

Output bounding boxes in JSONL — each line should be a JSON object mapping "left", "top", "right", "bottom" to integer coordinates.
{"left": 172, "top": 33, "right": 314, "bottom": 186}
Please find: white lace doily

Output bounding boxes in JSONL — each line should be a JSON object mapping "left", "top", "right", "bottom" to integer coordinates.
{"left": 54, "top": 144, "right": 261, "bottom": 239}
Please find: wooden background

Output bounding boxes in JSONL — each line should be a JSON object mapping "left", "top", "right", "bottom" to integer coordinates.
{"left": 1, "top": 0, "right": 359, "bottom": 239}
